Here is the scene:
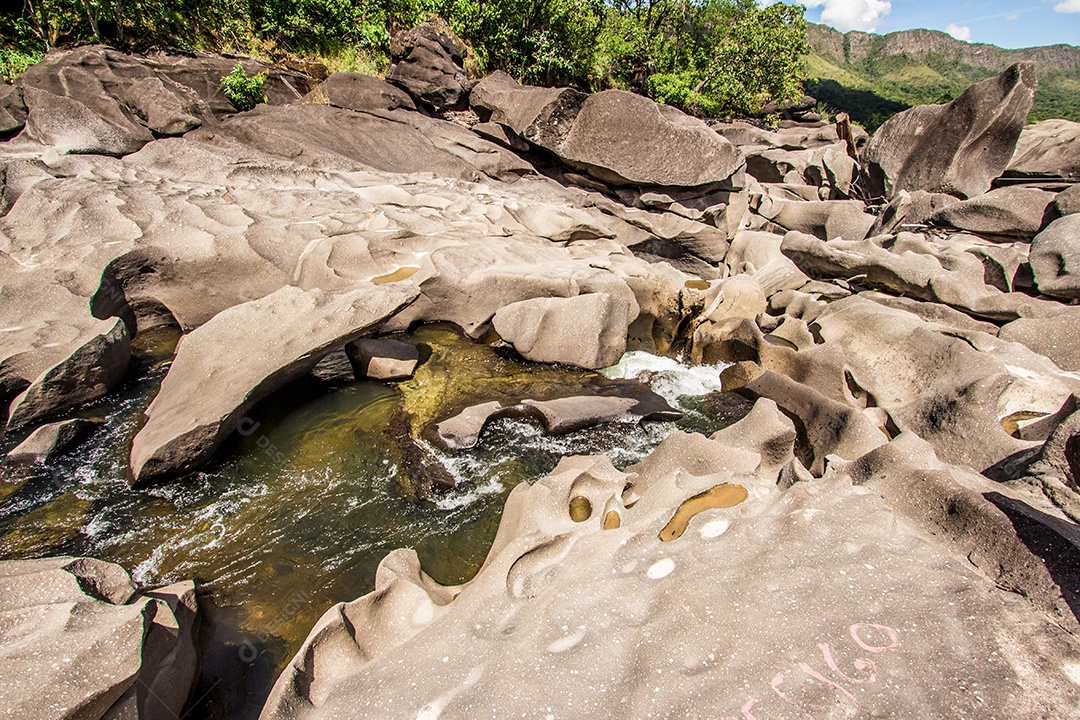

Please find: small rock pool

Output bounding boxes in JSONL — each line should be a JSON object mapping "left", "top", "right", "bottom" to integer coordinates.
{"left": 0, "top": 323, "right": 750, "bottom": 719}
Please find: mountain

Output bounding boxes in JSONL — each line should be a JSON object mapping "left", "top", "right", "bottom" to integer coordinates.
{"left": 803, "top": 23, "right": 1080, "bottom": 130}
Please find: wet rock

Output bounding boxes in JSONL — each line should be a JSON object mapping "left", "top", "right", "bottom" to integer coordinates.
{"left": 261, "top": 410, "right": 1080, "bottom": 720}
{"left": 346, "top": 337, "right": 421, "bottom": 380}
{"left": 492, "top": 292, "right": 636, "bottom": 369}
{"left": 386, "top": 19, "right": 470, "bottom": 111}
{"left": 5, "top": 418, "right": 99, "bottom": 464}
{"left": 434, "top": 400, "right": 505, "bottom": 450}
{"left": 930, "top": 186, "right": 1057, "bottom": 239}
{"left": 1007, "top": 118, "right": 1080, "bottom": 182}
{"left": 861, "top": 63, "right": 1037, "bottom": 199}
{"left": 130, "top": 283, "right": 418, "bottom": 481}
{"left": 1030, "top": 214, "right": 1080, "bottom": 299}
{"left": 0, "top": 557, "right": 199, "bottom": 720}
{"left": 310, "top": 72, "right": 417, "bottom": 113}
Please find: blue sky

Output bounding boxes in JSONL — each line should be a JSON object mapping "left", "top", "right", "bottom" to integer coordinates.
{"left": 800, "top": 0, "right": 1080, "bottom": 49}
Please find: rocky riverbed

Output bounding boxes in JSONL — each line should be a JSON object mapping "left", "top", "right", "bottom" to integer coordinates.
{"left": 2, "top": 20, "right": 1080, "bottom": 720}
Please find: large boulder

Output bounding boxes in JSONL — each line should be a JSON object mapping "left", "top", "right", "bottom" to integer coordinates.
{"left": 15, "top": 45, "right": 314, "bottom": 156}
{"left": 1007, "top": 118, "right": 1080, "bottom": 181}
{"left": 860, "top": 63, "right": 1037, "bottom": 200}
{"left": 471, "top": 74, "right": 744, "bottom": 188}
{"left": 1030, "top": 214, "right": 1080, "bottom": 299}
{"left": 129, "top": 283, "right": 418, "bottom": 481}
{"left": 491, "top": 292, "right": 637, "bottom": 369}
{"left": 385, "top": 19, "right": 470, "bottom": 111}
{"left": 0, "top": 83, "right": 27, "bottom": 135}
{"left": 5, "top": 418, "right": 99, "bottom": 464}
{"left": 0, "top": 557, "right": 198, "bottom": 720}
{"left": 310, "top": 72, "right": 416, "bottom": 113}
{"left": 929, "top": 186, "right": 1057, "bottom": 239}
{"left": 1000, "top": 313, "right": 1080, "bottom": 372}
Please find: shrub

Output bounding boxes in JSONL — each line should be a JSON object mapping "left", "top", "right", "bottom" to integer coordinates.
{"left": 0, "top": 48, "right": 44, "bottom": 83}
{"left": 221, "top": 62, "right": 268, "bottom": 111}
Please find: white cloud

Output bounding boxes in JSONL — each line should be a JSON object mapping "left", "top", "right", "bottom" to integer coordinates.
{"left": 945, "top": 23, "right": 972, "bottom": 41}
{"left": 1055, "top": 0, "right": 1080, "bottom": 13}
{"left": 1005, "top": 13, "right": 1020, "bottom": 21}
{"left": 803, "top": 0, "right": 893, "bottom": 33}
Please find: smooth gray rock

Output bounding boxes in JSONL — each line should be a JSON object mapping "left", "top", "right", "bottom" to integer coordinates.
{"left": 23, "top": 85, "right": 153, "bottom": 156}
{"left": 130, "top": 284, "right": 418, "bottom": 481}
{"left": 0, "top": 557, "right": 199, "bottom": 720}
{"left": 868, "top": 189, "right": 960, "bottom": 235}
{"left": 492, "top": 292, "right": 636, "bottom": 369}
{"left": 930, "top": 186, "right": 1057, "bottom": 238}
{"left": 1030, "top": 214, "right": 1080, "bottom": 299}
{"left": 472, "top": 74, "right": 744, "bottom": 188}
{"left": 0, "top": 83, "right": 26, "bottom": 135}
{"left": 346, "top": 337, "right": 421, "bottom": 380}
{"left": 1056, "top": 184, "right": 1080, "bottom": 216}
{"left": 860, "top": 63, "right": 1036, "bottom": 199}
{"left": 5, "top": 418, "right": 98, "bottom": 464}
{"left": 313, "top": 72, "right": 417, "bottom": 113}
{"left": 1000, "top": 314, "right": 1080, "bottom": 372}
{"left": 1008, "top": 118, "right": 1080, "bottom": 181}
{"left": 385, "top": 20, "right": 469, "bottom": 111}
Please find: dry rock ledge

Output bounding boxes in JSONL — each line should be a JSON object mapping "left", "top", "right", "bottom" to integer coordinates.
{"left": 0, "top": 36, "right": 1080, "bottom": 719}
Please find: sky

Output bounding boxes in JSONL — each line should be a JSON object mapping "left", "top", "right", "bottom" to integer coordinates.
{"left": 799, "top": 0, "right": 1080, "bottom": 49}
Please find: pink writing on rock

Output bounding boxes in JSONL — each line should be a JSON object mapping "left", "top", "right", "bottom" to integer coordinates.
{"left": 718, "top": 622, "right": 901, "bottom": 720}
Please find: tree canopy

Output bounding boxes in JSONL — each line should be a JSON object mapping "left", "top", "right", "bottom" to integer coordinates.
{"left": 1, "top": 0, "right": 808, "bottom": 117}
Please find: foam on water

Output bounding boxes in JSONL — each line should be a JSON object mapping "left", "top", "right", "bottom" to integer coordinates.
{"left": 601, "top": 351, "right": 728, "bottom": 405}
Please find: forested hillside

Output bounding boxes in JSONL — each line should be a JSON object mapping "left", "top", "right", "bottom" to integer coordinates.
{"left": 804, "top": 23, "right": 1080, "bottom": 129}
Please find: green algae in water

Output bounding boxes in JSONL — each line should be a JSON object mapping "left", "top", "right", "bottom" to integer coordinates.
{"left": 0, "top": 323, "right": 748, "bottom": 720}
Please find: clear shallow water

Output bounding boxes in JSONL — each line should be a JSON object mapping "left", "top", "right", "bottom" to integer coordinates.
{"left": 0, "top": 326, "right": 749, "bottom": 719}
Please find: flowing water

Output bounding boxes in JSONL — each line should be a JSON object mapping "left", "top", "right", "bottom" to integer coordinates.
{"left": 0, "top": 324, "right": 750, "bottom": 719}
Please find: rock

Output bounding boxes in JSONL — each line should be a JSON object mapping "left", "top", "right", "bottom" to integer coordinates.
{"left": 385, "top": 20, "right": 470, "bottom": 111}
{"left": 434, "top": 400, "right": 505, "bottom": 450}
{"left": 0, "top": 83, "right": 27, "bottom": 135}
{"left": 929, "top": 186, "right": 1057, "bottom": 239}
{"left": 1001, "top": 313, "right": 1080, "bottom": 372}
{"left": 860, "top": 63, "right": 1037, "bottom": 200}
{"left": 750, "top": 195, "right": 875, "bottom": 241}
{"left": 781, "top": 230, "right": 1064, "bottom": 321}
{"left": 0, "top": 557, "right": 198, "bottom": 720}
{"left": 492, "top": 292, "right": 636, "bottom": 369}
{"left": 187, "top": 103, "right": 534, "bottom": 182}
{"left": 311, "top": 72, "right": 417, "bottom": 113}
{"left": 472, "top": 74, "right": 744, "bottom": 188}
{"left": 699, "top": 275, "right": 767, "bottom": 324}
{"left": 868, "top": 189, "right": 960, "bottom": 235}
{"left": 1030, "top": 214, "right": 1080, "bottom": 299}
{"left": 346, "top": 337, "right": 421, "bottom": 380}
{"left": 1007, "top": 118, "right": 1080, "bottom": 181}
{"left": 129, "top": 283, "right": 418, "bottom": 481}
{"left": 7, "top": 317, "right": 131, "bottom": 429}
{"left": 22, "top": 85, "right": 153, "bottom": 156}
{"left": 711, "top": 119, "right": 868, "bottom": 152}
{"left": 538, "top": 89, "right": 744, "bottom": 187}
{"left": 15, "top": 45, "right": 314, "bottom": 156}
{"left": 5, "top": 418, "right": 99, "bottom": 464}
{"left": 813, "top": 295, "right": 1080, "bottom": 474}
{"left": 260, "top": 414, "right": 1080, "bottom": 720}
{"left": 1056, "top": 184, "right": 1080, "bottom": 216}
{"left": 720, "top": 361, "right": 886, "bottom": 474}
